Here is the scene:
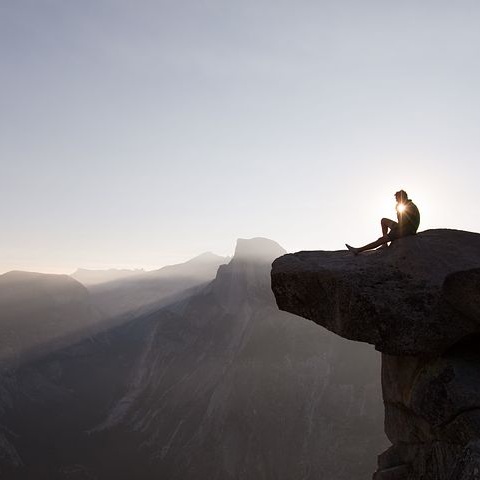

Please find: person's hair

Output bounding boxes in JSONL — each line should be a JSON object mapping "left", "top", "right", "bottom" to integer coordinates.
{"left": 395, "top": 190, "right": 408, "bottom": 202}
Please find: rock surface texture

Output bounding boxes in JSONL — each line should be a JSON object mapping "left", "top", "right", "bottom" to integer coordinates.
{"left": 271, "top": 229, "right": 480, "bottom": 480}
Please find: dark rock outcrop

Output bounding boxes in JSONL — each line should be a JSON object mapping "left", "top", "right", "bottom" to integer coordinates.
{"left": 271, "top": 229, "right": 480, "bottom": 479}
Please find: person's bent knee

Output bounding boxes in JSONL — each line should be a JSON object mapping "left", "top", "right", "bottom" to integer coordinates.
{"left": 382, "top": 218, "right": 396, "bottom": 228}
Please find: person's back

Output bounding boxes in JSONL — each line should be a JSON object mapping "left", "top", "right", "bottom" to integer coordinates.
{"left": 397, "top": 198, "right": 420, "bottom": 235}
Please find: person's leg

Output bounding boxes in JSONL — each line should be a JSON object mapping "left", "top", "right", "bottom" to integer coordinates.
{"left": 346, "top": 218, "right": 397, "bottom": 255}
{"left": 376, "top": 218, "right": 398, "bottom": 249}
{"left": 356, "top": 234, "right": 390, "bottom": 252}
{"left": 346, "top": 234, "right": 390, "bottom": 255}
{"left": 381, "top": 218, "right": 397, "bottom": 236}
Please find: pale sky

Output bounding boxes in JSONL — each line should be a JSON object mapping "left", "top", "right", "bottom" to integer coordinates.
{"left": 2, "top": 0, "right": 480, "bottom": 273}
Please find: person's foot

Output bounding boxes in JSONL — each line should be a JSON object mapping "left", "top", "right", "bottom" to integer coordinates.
{"left": 345, "top": 244, "right": 359, "bottom": 255}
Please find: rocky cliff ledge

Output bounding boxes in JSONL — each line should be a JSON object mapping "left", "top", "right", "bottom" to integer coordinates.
{"left": 271, "top": 229, "right": 480, "bottom": 480}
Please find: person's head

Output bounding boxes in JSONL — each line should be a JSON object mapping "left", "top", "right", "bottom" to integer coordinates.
{"left": 395, "top": 190, "right": 408, "bottom": 203}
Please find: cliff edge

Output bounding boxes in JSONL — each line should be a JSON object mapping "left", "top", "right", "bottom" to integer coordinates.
{"left": 271, "top": 229, "right": 480, "bottom": 480}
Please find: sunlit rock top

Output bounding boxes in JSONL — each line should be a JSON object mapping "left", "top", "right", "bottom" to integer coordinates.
{"left": 271, "top": 229, "right": 480, "bottom": 355}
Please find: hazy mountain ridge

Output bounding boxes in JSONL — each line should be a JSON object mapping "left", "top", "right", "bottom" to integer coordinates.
{"left": 0, "top": 271, "right": 102, "bottom": 366}
{"left": 0, "top": 252, "right": 225, "bottom": 369}
{"left": 71, "top": 252, "right": 228, "bottom": 287}
{"left": 85, "top": 252, "right": 229, "bottom": 320}
{"left": 71, "top": 268, "right": 146, "bottom": 286}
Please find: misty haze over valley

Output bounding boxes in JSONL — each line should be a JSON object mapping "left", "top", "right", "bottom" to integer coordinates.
{"left": 0, "top": 238, "right": 386, "bottom": 479}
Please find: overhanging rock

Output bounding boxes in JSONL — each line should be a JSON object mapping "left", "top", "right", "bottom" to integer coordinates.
{"left": 271, "top": 229, "right": 480, "bottom": 356}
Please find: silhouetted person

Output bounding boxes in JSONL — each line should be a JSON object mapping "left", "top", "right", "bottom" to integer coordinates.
{"left": 346, "top": 190, "right": 420, "bottom": 255}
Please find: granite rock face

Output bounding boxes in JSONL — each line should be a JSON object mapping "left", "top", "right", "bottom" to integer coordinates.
{"left": 271, "top": 229, "right": 480, "bottom": 479}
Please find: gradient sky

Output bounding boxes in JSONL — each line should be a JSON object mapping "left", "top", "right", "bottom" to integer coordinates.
{"left": 2, "top": 0, "right": 480, "bottom": 273}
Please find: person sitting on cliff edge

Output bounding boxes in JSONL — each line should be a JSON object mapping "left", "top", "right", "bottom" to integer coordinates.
{"left": 345, "top": 190, "right": 420, "bottom": 255}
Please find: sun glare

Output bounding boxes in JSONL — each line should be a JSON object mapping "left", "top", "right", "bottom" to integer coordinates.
{"left": 397, "top": 203, "right": 406, "bottom": 213}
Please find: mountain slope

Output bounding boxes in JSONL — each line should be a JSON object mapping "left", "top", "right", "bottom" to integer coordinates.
{"left": 88, "top": 238, "right": 385, "bottom": 479}
{"left": 0, "top": 271, "right": 102, "bottom": 365}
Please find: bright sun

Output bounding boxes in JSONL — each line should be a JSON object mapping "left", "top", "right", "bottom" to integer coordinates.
{"left": 397, "top": 203, "right": 406, "bottom": 213}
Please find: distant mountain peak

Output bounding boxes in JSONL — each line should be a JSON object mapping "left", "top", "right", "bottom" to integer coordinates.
{"left": 72, "top": 268, "right": 145, "bottom": 275}
{"left": 233, "top": 237, "right": 286, "bottom": 263}
{"left": 71, "top": 268, "right": 146, "bottom": 286}
{"left": 1, "top": 270, "right": 83, "bottom": 288}
{"left": 187, "top": 252, "right": 228, "bottom": 264}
